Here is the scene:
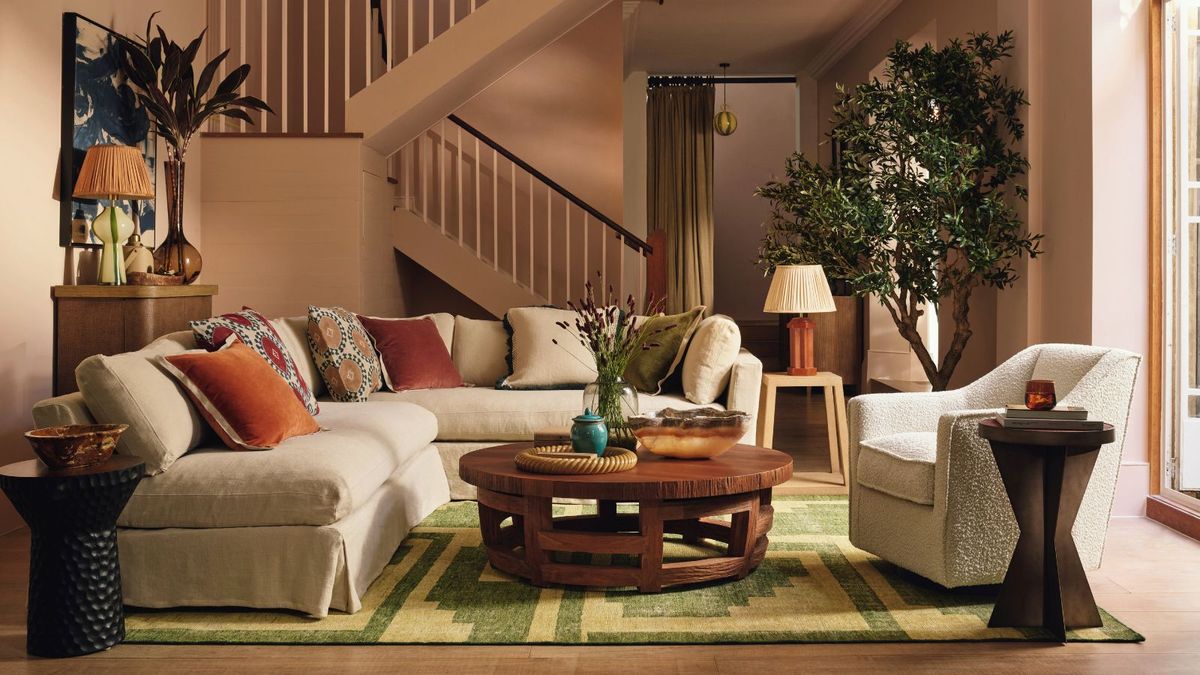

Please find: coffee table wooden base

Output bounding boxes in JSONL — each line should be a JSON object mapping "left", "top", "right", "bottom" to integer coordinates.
{"left": 476, "top": 487, "right": 774, "bottom": 592}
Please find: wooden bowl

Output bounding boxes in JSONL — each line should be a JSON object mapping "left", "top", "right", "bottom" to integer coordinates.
{"left": 25, "top": 424, "right": 128, "bottom": 470}
{"left": 627, "top": 408, "right": 751, "bottom": 459}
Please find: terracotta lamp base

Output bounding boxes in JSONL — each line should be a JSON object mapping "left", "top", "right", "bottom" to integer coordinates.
{"left": 786, "top": 315, "right": 818, "bottom": 376}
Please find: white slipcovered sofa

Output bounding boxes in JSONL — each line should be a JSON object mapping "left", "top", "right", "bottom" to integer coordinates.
{"left": 31, "top": 312, "right": 761, "bottom": 617}
{"left": 847, "top": 344, "right": 1140, "bottom": 588}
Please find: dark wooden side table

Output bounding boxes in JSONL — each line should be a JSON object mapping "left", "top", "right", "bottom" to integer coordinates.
{"left": 0, "top": 456, "right": 143, "bottom": 657}
{"left": 459, "top": 444, "right": 792, "bottom": 593}
{"left": 52, "top": 284, "right": 218, "bottom": 395}
{"left": 977, "top": 418, "right": 1115, "bottom": 642}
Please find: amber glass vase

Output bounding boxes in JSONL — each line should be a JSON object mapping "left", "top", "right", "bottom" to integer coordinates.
{"left": 153, "top": 159, "right": 203, "bottom": 283}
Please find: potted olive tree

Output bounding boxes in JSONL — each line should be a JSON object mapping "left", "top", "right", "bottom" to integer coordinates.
{"left": 117, "top": 13, "right": 273, "bottom": 282}
{"left": 757, "top": 32, "right": 1041, "bottom": 391}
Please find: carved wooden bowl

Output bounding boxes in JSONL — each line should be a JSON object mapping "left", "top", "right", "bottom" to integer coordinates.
{"left": 627, "top": 408, "right": 751, "bottom": 459}
{"left": 24, "top": 424, "right": 128, "bottom": 470}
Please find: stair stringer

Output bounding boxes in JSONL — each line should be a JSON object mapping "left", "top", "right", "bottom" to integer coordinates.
{"left": 393, "top": 208, "right": 541, "bottom": 318}
{"left": 347, "top": 0, "right": 609, "bottom": 157}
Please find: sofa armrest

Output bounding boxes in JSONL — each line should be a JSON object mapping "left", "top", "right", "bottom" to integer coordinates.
{"left": 725, "top": 349, "right": 762, "bottom": 444}
{"left": 32, "top": 392, "right": 96, "bottom": 427}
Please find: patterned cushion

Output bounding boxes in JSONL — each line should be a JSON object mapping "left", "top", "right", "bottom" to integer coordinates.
{"left": 191, "top": 307, "right": 320, "bottom": 415}
{"left": 306, "top": 306, "right": 383, "bottom": 402}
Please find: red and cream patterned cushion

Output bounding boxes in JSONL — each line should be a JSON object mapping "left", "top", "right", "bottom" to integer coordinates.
{"left": 306, "top": 306, "right": 383, "bottom": 402}
{"left": 191, "top": 307, "right": 320, "bottom": 415}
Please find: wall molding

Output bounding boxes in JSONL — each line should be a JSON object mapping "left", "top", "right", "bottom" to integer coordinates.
{"left": 804, "top": 0, "right": 903, "bottom": 79}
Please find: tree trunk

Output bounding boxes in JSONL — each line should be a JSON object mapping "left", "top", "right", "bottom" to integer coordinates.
{"left": 880, "top": 284, "right": 975, "bottom": 392}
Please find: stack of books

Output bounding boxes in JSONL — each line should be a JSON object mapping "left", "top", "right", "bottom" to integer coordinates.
{"left": 1000, "top": 405, "right": 1104, "bottom": 430}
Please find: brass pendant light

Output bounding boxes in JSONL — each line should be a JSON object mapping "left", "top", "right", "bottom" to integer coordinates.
{"left": 714, "top": 63, "right": 737, "bottom": 136}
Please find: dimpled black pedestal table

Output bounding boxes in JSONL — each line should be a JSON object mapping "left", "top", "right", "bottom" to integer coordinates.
{"left": 0, "top": 456, "right": 142, "bottom": 657}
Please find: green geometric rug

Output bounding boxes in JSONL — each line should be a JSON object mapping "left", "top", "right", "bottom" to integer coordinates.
{"left": 125, "top": 496, "right": 1142, "bottom": 644}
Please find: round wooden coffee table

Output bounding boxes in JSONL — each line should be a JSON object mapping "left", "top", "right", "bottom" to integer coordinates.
{"left": 459, "top": 443, "right": 792, "bottom": 593}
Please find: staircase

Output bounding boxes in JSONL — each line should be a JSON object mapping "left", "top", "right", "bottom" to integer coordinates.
{"left": 393, "top": 115, "right": 650, "bottom": 317}
{"left": 347, "top": 0, "right": 611, "bottom": 155}
{"left": 202, "top": 0, "right": 642, "bottom": 317}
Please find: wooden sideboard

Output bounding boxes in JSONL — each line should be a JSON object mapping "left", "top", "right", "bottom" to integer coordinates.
{"left": 51, "top": 285, "right": 218, "bottom": 395}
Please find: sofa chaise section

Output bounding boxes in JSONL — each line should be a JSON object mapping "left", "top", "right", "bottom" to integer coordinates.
{"left": 33, "top": 390, "right": 449, "bottom": 618}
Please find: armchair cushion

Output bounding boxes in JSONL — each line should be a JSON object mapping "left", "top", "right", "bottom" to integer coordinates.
{"left": 857, "top": 431, "right": 937, "bottom": 506}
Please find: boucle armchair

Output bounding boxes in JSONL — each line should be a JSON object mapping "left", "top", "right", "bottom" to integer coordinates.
{"left": 847, "top": 344, "right": 1140, "bottom": 588}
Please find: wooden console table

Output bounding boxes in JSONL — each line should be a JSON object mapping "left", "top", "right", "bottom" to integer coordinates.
{"left": 52, "top": 284, "right": 218, "bottom": 395}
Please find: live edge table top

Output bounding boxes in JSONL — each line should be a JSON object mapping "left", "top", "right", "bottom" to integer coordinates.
{"left": 458, "top": 443, "right": 794, "bottom": 501}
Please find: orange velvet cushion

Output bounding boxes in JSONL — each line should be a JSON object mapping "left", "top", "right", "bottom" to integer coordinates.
{"left": 357, "top": 316, "right": 464, "bottom": 391}
{"left": 160, "top": 341, "right": 321, "bottom": 450}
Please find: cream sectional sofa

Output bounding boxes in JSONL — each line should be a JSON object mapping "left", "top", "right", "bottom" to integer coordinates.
{"left": 32, "top": 312, "right": 762, "bottom": 617}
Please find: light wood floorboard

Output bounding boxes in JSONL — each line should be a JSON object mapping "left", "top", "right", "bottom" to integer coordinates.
{"left": 0, "top": 395, "right": 1197, "bottom": 673}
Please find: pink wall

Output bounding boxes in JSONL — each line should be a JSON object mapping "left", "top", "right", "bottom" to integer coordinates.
{"left": 456, "top": 1, "right": 624, "bottom": 224}
{"left": 0, "top": 0, "right": 207, "bottom": 534}
{"left": 713, "top": 83, "right": 797, "bottom": 322}
{"left": 1090, "top": 0, "right": 1151, "bottom": 515}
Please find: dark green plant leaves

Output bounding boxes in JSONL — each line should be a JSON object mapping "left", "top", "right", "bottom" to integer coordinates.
{"left": 755, "top": 31, "right": 1041, "bottom": 390}
{"left": 117, "top": 16, "right": 276, "bottom": 159}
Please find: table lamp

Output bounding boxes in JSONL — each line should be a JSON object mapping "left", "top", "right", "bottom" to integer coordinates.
{"left": 763, "top": 264, "right": 837, "bottom": 376}
{"left": 72, "top": 144, "right": 154, "bottom": 285}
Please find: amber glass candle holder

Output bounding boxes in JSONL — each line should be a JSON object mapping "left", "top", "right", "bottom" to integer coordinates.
{"left": 1025, "top": 380, "right": 1057, "bottom": 411}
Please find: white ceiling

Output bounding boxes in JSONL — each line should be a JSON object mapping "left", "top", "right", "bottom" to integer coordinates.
{"left": 623, "top": 0, "right": 892, "bottom": 76}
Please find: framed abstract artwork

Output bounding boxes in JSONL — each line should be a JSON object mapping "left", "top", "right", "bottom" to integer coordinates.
{"left": 59, "top": 13, "right": 156, "bottom": 248}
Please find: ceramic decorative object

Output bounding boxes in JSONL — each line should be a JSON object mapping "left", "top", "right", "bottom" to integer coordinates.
{"left": 570, "top": 409, "right": 609, "bottom": 456}
{"left": 24, "top": 424, "right": 129, "bottom": 470}
{"left": 627, "top": 407, "right": 751, "bottom": 459}
{"left": 124, "top": 230, "right": 154, "bottom": 275}
{"left": 1025, "top": 379, "right": 1057, "bottom": 411}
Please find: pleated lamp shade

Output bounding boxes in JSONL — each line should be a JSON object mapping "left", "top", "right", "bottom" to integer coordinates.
{"left": 763, "top": 264, "right": 837, "bottom": 314}
{"left": 73, "top": 144, "right": 154, "bottom": 200}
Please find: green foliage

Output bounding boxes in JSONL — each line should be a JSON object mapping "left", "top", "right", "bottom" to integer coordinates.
{"left": 117, "top": 12, "right": 274, "bottom": 161}
{"left": 756, "top": 32, "right": 1041, "bottom": 389}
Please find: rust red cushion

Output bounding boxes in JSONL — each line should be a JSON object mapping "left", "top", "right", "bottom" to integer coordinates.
{"left": 357, "top": 316, "right": 464, "bottom": 392}
{"left": 160, "top": 341, "right": 321, "bottom": 450}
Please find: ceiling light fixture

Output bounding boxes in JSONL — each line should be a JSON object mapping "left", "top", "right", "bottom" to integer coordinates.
{"left": 714, "top": 62, "right": 737, "bottom": 136}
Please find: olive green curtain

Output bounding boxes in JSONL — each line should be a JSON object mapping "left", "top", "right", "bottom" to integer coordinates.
{"left": 647, "top": 84, "right": 714, "bottom": 314}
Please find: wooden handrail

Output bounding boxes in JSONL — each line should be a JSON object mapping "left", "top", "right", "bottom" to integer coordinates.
{"left": 447, "top": 114, "right": 651, "bottom": 255}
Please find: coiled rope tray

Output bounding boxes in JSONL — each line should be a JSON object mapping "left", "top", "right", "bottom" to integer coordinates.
{"left": 514, "top": 444, "right": 637, "bottom": 475}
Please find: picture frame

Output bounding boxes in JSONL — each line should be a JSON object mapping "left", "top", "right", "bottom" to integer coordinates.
{"left": 59, "top": 12, "right": 156, "bottom": 248}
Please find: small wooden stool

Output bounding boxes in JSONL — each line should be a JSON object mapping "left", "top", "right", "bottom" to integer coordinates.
{"left": 757, "top": 371, "right": 849, "bottom": 489}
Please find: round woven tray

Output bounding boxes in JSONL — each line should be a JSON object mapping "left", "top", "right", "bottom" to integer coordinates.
{"left": 514, "top": 444, "right": 637, "bottom": 475}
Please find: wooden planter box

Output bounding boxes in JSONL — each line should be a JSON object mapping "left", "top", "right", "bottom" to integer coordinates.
{"left": 777, "top": 295, "right": 864, "bottom": 390}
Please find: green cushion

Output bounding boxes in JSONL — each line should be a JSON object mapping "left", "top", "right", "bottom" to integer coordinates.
{"left": 624, "top": 306, "right": 706, "bottom": 394}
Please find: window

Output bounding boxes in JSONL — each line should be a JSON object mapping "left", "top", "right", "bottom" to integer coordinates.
{"left": 1164, "top": 0, "right": 1200, "bottom": 505}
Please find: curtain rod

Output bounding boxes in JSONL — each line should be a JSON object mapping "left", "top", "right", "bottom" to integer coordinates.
{"left": 647, "top": 75, "right": 797, "bottom": 87}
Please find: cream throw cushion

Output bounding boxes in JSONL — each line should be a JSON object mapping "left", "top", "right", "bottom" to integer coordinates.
{"left": 499, "top": 307, "right": 597, "bottom": 389}
{"left": 452, "top": 316, "right": 509, "bottom": 386}
{"left": 269, "top": 315, "right": 325, "bottom": 397}
{"left": 75, "top": 332, "right": 206, "bottom": 474}
{"left": 681, "top": 314, "right": 741, "bottom": 404}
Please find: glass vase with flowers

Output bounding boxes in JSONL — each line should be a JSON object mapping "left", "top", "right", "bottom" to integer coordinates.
{"left": 553, "top": 275, "right": 670, "bottom": 449}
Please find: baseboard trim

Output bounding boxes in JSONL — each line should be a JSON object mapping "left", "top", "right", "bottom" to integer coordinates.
{"left": 1146, "top": 495, "right": 1200, "bottom": 541}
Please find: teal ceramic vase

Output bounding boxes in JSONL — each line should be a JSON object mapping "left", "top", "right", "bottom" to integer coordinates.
{"left": 570, "top": 409, "right": 608, "bottom": 456}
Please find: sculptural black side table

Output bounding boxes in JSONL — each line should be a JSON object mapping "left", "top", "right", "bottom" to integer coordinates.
{"left": 0, "top": 456, "right": 142, "bottom": 657}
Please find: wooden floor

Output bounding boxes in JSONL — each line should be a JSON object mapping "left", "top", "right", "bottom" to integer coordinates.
{"left": 1, "top": 394, "right": 1199, "bottom": 673}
